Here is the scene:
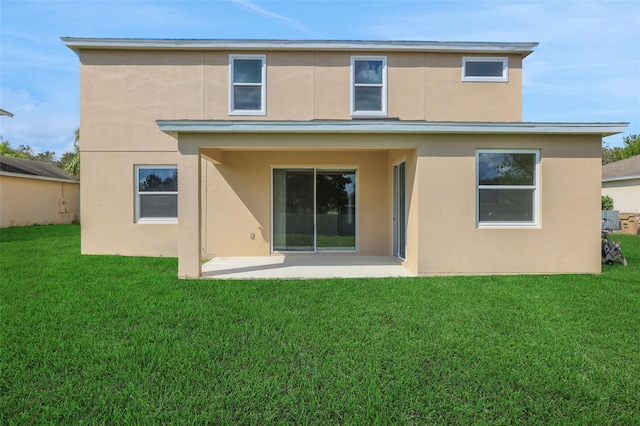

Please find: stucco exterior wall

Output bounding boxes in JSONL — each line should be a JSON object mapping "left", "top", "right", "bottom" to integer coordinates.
{"left": 424, "top": 53, "right": 522, "bottom": 121}
{"left": 416, "top": 134, "right": 602, "bottom": 275}
{"left": 0, "top": 175, "right": 79, "bottom": 227}
{"left": 78, "top": 129, "right": 602, "bottom": 275}
{"left": 73, "top": 45, "right": 610, "bottom": 276}
{"left": 202, "top": 149, "right": 390, "bottom": 257}
{"left": 80, "top": 50, "right": 203, "bottom": 153}
{"left": 602, "top": 179, "right": 640, "bottom": 213}
{"left": 79, "top": 50, "right": 523, "bottom": 152}
{"left": 79, "top": 150, "right": 178, "bottom": 256}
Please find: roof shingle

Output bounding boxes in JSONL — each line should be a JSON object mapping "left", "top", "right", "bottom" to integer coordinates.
{"left": 0, "top": 156, "right": 79, "bottom": 182}
{"left": 602, "top": 154, "right": 640, "bottom": 180}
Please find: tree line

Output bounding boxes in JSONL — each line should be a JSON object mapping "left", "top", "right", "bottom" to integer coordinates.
{"left": 0, "top": 129, "right": 79, "bottom": 176}
{"left": 602, "top": 134, "right": 640, "bottom": 165}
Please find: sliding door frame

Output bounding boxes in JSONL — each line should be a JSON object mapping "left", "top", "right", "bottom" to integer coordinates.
{"left": 270, "top": 166, "right": 358, "bottom": 254}
{"left": 393, "top": 159, "right": 407, "bottom": 261}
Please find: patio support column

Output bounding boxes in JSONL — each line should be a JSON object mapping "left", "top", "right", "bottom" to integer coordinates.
{"left": 177, "top": 141, "right": 201, "bottom": 278}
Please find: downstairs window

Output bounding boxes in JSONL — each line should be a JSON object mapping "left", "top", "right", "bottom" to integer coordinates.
{"left": 135, "top": 165, "right": 178, "bottom": 223}
{"left": 477, "top": 150, "right": 539, "bottom": 227}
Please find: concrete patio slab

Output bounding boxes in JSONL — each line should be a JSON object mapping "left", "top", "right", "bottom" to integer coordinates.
{"left": 201, "top": 255, "right": 414, "bottom": 279}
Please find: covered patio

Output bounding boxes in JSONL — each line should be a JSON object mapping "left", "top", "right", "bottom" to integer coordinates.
{"left": 202, "top": 255, "right": 414, "bottom": 279}
{"left": 159, "top": 120, "right": 419, "bottom": 278}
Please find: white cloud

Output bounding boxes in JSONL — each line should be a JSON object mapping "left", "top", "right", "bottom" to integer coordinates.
{"left": 0, "top": 87, "right": 78, "bottom": 157}
{"left": 230, "top": 0, "right": 325, "bottom": 37}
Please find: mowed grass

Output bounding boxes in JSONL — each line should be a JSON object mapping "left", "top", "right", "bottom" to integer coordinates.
{"left": 1, "top": 225, "right": 639, "bottom": 424}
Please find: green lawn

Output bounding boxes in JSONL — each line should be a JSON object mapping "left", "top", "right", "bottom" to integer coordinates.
{"left": 1, "top": 225, "right": 639, "bottom": 424}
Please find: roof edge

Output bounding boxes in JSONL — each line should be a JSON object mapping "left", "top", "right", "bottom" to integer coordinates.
{"left": 157, "top": 120, "right": 628, "bottom": 137}
{"left": 602, "top": 174, "right": 640, "bottom": 182}
{"left": 0, "top": 171, "right": 80, "bottom": 184}
{"left": 61, "top": 37, "right": 538, "bottom": 57}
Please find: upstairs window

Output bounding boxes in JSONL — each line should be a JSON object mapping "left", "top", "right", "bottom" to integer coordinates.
{"left": 477, "top": 150, "right": 539, "bottom": 227}
{"left": 351, "top": 56, "right": 387, "bottom": 116}
{"left": 135, "top": 166, "right": 178, "bottom": 223}
{"left": 229, "top": 54, "right": 266, "bottom": 115}
{"left": 463, "top": 57, "right": 508, "bottom": 82}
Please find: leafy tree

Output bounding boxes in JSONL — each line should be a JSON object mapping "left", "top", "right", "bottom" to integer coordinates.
{"left": 479, "top": 153, "right": 535, "bottom": 185}
{"left": 621, "top": 134, "right": 640, "bottom": 157}
{"left": 0, "top": 138, "right": 56, "bottom": 161}
{"left": 0, "top": 138, "right": 28, "bottom": 158}
{"left": 602, "top": 134, "right": 640, "bottom": 164}
{"left": 0, "top": 137, "right": 31, "bottom": 159}
{"left": 63, "top": 129, "right": 80, "bottom": 176}
{"left": 602, "top": 195, "right": 614, "bottom": 210}
{"left": 1, "top": 130, "right": 81, "bottom": 176}
{"left": 140, "top": 171, "right": 177, "bottom": 191}
{"left": 58, "top": 151, "right": 77, "bottom": 169}
{"left": 34, "top": 150, "right": 57, "bottom": 163}
{"left": 316, "top": 173, "right": 353, "bottom": 214}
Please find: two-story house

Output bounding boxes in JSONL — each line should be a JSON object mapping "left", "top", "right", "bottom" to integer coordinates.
{"left": 62, "top": 38, "right": 626, "bottom": 278}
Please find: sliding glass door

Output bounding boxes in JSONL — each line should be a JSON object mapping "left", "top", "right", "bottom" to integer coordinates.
{"left": 316, "top": 170, "right": 356, "bottom": 251}
{"left": 272, "top": 168, "right": 356, "bottom": 252}
{"left": 393, "top": 161, "right": 407, "bottom": 260}
{"left": 272, "top": 169, "right": 314, "bottom": 251}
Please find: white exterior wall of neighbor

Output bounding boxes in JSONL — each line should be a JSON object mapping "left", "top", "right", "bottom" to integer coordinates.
{"left": 602, "top": 178, "right": 640, "bottom": 213}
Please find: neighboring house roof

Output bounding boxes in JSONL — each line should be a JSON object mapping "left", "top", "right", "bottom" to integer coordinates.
{"left": 62, "top": 38, "right": 539, "bottom": 57}
{"left": 0, "top": 109, "right": 14, "bottom": 117}
{"left": 602, "top": 154, "right": 640, "bottom": 182}
{"left": 0, "top": 156, "right": 79, "bottom": 183}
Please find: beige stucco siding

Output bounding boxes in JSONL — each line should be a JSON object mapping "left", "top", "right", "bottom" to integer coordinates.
{"left": 202, "top": 149, "right": 391, "bottom": 257}
{"left": 313, "top": 52, "right": 351, "bottom": 119}
{"left": 79, "top": 151, "right": 178, "bottom": 256}
{"left": 79, "top": 50, "right": 523, "bottom": 149}
{"left": 78, "top": 128, "right": 603, "bottom": 276}
{"left": 266, "top": 52, "right": 317, "bottom": 120}
{"left": 72, "top": 44, "right": 612, "bottom": 276}
{"left": 424, "top": 54, "right": 522, "bottom": 121}
{"left": 415, "top": 134, "right": 602, "bottom": 275}
{"left": 602, "top": 179, "right": 640, "bottom": 213}
{"left": 0, "top": 175, "right": 79, "bottom": 227}
{"left": 80, "top": 50, "right": 205, "bottom": 152}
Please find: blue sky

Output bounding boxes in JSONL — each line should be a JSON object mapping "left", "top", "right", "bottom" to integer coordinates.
{"left": 1, "top": 0, "right": 639, "bottom": 157}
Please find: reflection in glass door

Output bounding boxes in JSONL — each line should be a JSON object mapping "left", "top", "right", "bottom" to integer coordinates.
{"left": 316, "top": 171, "right": 356, "bottom": 251}
{"left": 272, "top": 168, "right": 356, "bottom": 253}
{"left": 272, "top": 169, "right": 314, "bottom": 251}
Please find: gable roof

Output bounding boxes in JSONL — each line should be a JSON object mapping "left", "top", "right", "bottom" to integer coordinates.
{"left": 602, "top": 154, "right": 640, "bottom": 181}
{"left": 0, "top": 156, "right": 79, "bottom": 183}
{"left": 62, "top": 38, "right": 539, "bottom": 57}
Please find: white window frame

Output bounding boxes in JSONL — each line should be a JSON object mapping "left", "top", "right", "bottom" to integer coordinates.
{"left": 351, "top": 56, "right": 387, "bottom": 117}
{"left": 463, "top": 57, "right": 509, "bottom": 82}
{"left": 135, "top": 165, "right": 178, "bottom": 223}
{"left": 229, "top": 54, "right": 266, "bottom": 116}
{"left": 476, "top": 149, "right": 539, "bottom": 228}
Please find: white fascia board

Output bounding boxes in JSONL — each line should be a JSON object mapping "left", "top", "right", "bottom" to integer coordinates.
{"left": 157, "top": 120, "right": 628, "bottom": 137}
{"left": 0, "top": 171, "right": 79, "bottom": 184}
{"left": 61, "top": 37, "right": 538, "bottom": 56}
{"left": 602, "top": 175, "right": 640, "bottom": 183}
